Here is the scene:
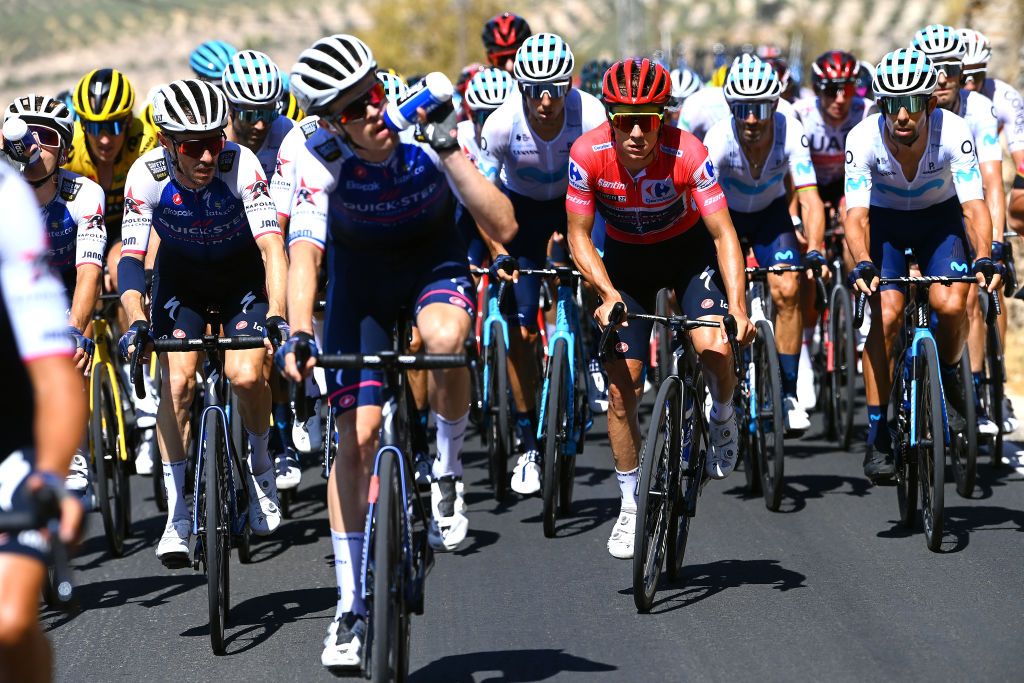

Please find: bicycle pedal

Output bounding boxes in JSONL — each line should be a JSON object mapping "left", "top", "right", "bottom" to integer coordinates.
{"left": 159, "top": 552, "right": 190, "bottom": 570}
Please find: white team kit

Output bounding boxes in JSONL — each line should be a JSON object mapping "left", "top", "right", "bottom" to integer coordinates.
{"left": 41, "top": 168, "right": 107, "bottom": 283}
{"left": 270, "top": 115, "right": 320, "bottom": 218}
{"left": 792, "top": 97, "right": 870, "bottom": 188}
{"left": 455, "top": 120, "right": 490, "bottom": 179}
{"left": 956, "top": 89, "right": 1001, "bottom": 163}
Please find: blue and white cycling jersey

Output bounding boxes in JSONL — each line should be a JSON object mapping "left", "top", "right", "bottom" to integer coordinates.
{"left": 251, "top": 114, "right": 296, "bottom": 180}
{"left": 476, "top": 88, "right": 606, "bottom": 201}
{"left": 957, "top": 90, "right": 1001, "bottom": 164}
{"left": 288, "top": 127, "right": 463, "bottom": 251}
{"left": 120, "top": 142, "right": 281, "bottom": 264}
{"left": 270, "top": 115, "right": 320, "bottom": 218}
{"left": 981, "top": 78, "right": 1024, "bottom": 153}
{"left": 704, "top": 112, "right": 818, "bottom": 213}
{"left": 844, "top": 109, "right": 985, "bottom": 211}
{"left": 41, "top": 168, "right": 106, "bottom": 283}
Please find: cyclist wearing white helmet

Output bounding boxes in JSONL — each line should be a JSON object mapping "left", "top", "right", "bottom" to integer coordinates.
{"left": 666, "top": 67, "right": 702, "bottom": 126}
{"left": 275, "top": 34, "right": 514, "bottom": 671}
{"left": 912, "top": 24, "right": 1004, "bottom": 436}
{"left": 118, "top": 79, "right": 288, "bottom": 567}
{"left": 3, "top": 94, "right": 106, "bottom": 494}
{"left": 222, "top": 50, "right": 297, "bottom": 180}
{"left": 705, "top": 56, "right": 826, "bottom": 434}
{"left": 845, "top": 48, "right": 1000, "bottom": 482}
{"left": 475, "top": 32, "right": 607, "bottom": 491}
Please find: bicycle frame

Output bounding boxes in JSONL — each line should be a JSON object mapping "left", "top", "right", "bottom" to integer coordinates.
{"left": 89, "top": 316, "right": 130, "bottom": 463}
{"left": 480, "top": 278, "right": 511, "bottom": 418}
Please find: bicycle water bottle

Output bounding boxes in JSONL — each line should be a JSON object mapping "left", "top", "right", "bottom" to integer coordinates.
{"left": 382, "top": 72, "right": 454, "bottom": 132}
{"left": 2, "top": 118, "right": 41, "bottom": 170}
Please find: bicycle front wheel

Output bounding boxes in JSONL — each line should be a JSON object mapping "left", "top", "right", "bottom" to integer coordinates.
{"left": 983, "top": 321, "right": 1005, "bottom": 466}
{"left": 829, "top": 285, "right": 857, "bottom": 451}
{"left": 754, "top": 321, "right": 785, "bottom": 511}
{"left": 201, "top": 409, "right": 230, "bottom": 655}
{"left": 889, "top": 349, "right": 917, "bottom": 528}
{"left": 951, "top": 348, "right": 977, "bottom": 498}
{"left": 370, "top": 449, "right": 409, "bottom": 682}
{"left": 486, "top": 321, "right": 511, "bottom": 501}
{"left": 541, "top": 339, "right": 568, "bottom": 538}
{"left": 633, "top": 376, "right": 681, "bottom": 612}
{"left": 915, "top": 337, "right": 945, "bottom": 552}
{"left": 92, "top": 364, "right": 129, "bottom": 556}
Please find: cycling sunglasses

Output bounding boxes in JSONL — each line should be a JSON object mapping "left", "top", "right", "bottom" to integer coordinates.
{"left": 26, "top": 125, "right": 62, "bottom": 148}
{"left": 172, "top": 133, "right": 226, "bottom": 158}
{"left": 607, "top": 110, "right": 664, "bottom": 134}
{"left": 233, "top": 107, "right": 280, "bottom": 124}
{"left": 878, "top": 94, "right": 930, "bottom": 115}
{"left": 933, "top": 61, "right": 963, "bottom": 81}
{"left": 730, "top": 102, "right": 774, "bottom": 121}
{"left": 519, "top": 81, "right": 571, "bottom": 100}
{"left": 487, "top": 48, "right": 518, "bottom": 66}
{"left": 816, "top": 82, "right": 856, "bottom": 98}
{"left": 84, "top": 115, "right": 130, "bottom": 137}
{"left": 324, "top": 81, "right": 386, "bottom": 129}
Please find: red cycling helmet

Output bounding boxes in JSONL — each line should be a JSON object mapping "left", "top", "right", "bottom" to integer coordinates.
{"left": 482, "top": 12, "right": 532, "bottom": 53}
{"left": 811, "top": 50, "right": 859, "bottom": 89}
{"left": 602, "top": 58, "right": 672, "bottom": 106}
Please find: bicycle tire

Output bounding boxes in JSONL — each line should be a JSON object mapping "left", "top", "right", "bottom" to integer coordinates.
{"left": 152, "top": 432, "right": 167, "bottom": 512}
{"left": 951, "top": 348, "right": 977, "bottom": 498}
{"left": 633, "top": 376, "right": 681, "bottom": 612}
{"left": 202, "top": 409, "right": 230, "bottom": 655}
{"left": 654, "top": 288, "right": 674, "bottom": 387}
{"left": 754, "top": 320, "right": 785, "bottom": 511}
{"left": 984, "top": 322, "right": 1005, "bottom": 466}
{"left": 487, "top": 321, "right": 511, "bottom": 501}
{"left": 890, "top": 346, "right": 917, "bottom": 528}
{"left": 915, "top": 336, "right": 945, "bottom": 552}
{"left": 670, "top": 374, "right": 706, "bottom": 580}
{"left": 231, "top": 436, "right": 253, "bottom": 565}
{"left": 738, "top": 347, "right": 761, "bottom": 495}
{"left": 560, "top": 331, "right": 587, "bottom": 516}
{"left": 370, "top": 448, "right": 409, "bottom": 682}
{"left": 541, "top": 339, "right": 568, "bottom": 538}
{"left": 829, "top": 285, "right": 856, "bottom": 451}
{"left": 92, "top": 365, "right": 128, "bottom": 556}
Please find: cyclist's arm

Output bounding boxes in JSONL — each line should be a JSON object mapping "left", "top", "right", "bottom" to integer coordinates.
{"left": 787, "top": 118, "right": 825, "bottom": 252}
{"left": 68, "top": 266, "right": 100, "bottom": 331}
{"left": 962, "top": 198, "right": 993, "bottom": 259}
{"left": 979, "top": 160, "right": 1005, "bottom": 242}
{"left": 257, "top": 234, "right": 287, "bottom": 319}
{"left": 69, "top": 186, "right": 107, "bottom": 330}
{"left": 440, "top": 149, "right": 516, "bottom": 244}
{"left": 117, "top": 159, "right": 157, "bottom": 320}
{"left": 286, "top": 241, "right": 321, "bottom": 336}
{"left": 845, "top": 207, "right": 870, "bottom": 264}
{"left": 796, "top": 186, "right": 826, "bottom": 253}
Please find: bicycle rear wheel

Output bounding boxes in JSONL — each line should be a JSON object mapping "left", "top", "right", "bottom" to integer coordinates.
{"left": 201, "top": 409, "right": 230, "bottom": 654}
{"left": 754, "top": 321, "right": 785, "bottom": 511}
{"left": 915, "top": 337, "right": 945, "bottom": 552}
{"left": 829, "top": 285, "right": 856, "bottom": 451}
{"left": 92, "top": 364, "right": 129, "bottom": 557}
{"left": 370, "top": 449, "right": 409, "bottom": 682}
{"left": 633, "top": 376, "right": 681, "bottom": 612}
{"left": 951, "top": 348, "right": 977, "bottom": 498}
{"left": 486, "top": 321, "right": 512, "bottom": 501}
{"left": 669, "top": 377, "right": 706, "bottom": 580}
{"left": 738, "top": 347, "right": 761, "bottom": 495}
{"left": 541, "top": 339, "right": 568, "bottom": 538}
{"left": 983, "top": 321, "right": 1005, "bottom": 466}
{"left": 889, "top": 348, "right": 917, "bottom": 528}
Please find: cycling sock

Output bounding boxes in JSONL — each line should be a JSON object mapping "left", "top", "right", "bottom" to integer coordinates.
{"left": 616, "top": 467, "right": 638, "bottom": 512}
{"left": 972, "top": 372, "right": 984, "bottom": 409}
{"left": 779, "top": 353, "right": 799, "bottom": 397}
{"left": 433, "top": 411, "right": 468, "bottom": 479}
{"left": 866, "top": 404, "right": 889, "bottom": 449}
{"left": 331, "top": 530, "right": 366, "bottom": 618}
{"left": 245, "top": 427, "right": 272, "bottom": 476}
{"left": 163, "top": 460, "right": 188, "bottom": 523}
{"left": 516, "top": 410, "right": 539, "bottom": 453}
{"left": 272, "top": 403, "right": 291, "bottom": 452}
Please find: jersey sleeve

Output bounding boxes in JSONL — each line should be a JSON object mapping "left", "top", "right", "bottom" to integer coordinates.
{"left": 234, "top": 146, "right": 282, "bottom": 241}
{"left": 579, "top": 90, "right": 610, "bottom": 133}
{"left": 119, "top": 154, "right": 158, "bottom": 257}
{"left": 785, "top": 117, "right": 818, "bottom": 190}
{"left": 945, "top": 115, "right": 986, "bottom": 204}
{"left": 843, "top": 122, "right": 874, "bottom": 209}
{"left": 971, "top": 93, "right": 1002, "bottom": 164}
{"left": 476, "top": 108, "right": 509, "bottom": 186}
{"left": 565, "top": 139, "right": 596, "bottom": 216}
{"left": 287, "top": 137, "right": 336, "bottom": 251}
{"left": 0, "top": 173, "right": 73, "bottom": 361}
{"left": 682, "top": 134, "right": 727, "bottom": 216}
{"left": 74, "top": 179, "right": 106, "bottom": 269}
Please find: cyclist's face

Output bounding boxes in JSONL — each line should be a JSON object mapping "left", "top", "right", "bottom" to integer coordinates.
{"left": 85, "top": 124, "right": 128, "bottom": 165}
{"left": 737, "top": 112, "right": 772, "bottom": 145}
{"left": 24, "top": 143, "right": 62, "bottom": 184}
{"left": 230, "top": 108, "right": 275, "bottom": 151}
{"left": 525, "top": 92, "right": 565, "bottom": 126}
{"left": 612, "top": 120, "right": 660, "bottom": 166}
{"left": 962, "top": 69, "right": 986, "bottom": 92}
{"left": 883, "top": 98, "right": 935, "bottom": 145}
{"left": 934, "top": 69, "right": 962, "bottom": 109}
{"left": 323, "top": 75, "right": 395, "bottom": 154}
{"left": 160, "top": 131, "right": 223, "bottom": 188}
{"left": 820, "top": 84, "right": 854, "bottom": 122}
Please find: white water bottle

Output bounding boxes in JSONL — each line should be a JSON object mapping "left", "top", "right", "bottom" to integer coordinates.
{"left": 2, "top": 117, "right": 41, "bottom": 167}
{"left": 382, "top": 72, "right": 454, "bottom": 132}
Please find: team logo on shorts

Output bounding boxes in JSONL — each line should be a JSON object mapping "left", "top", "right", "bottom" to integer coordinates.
{"left": 701, "top": 298, "right": 714, "bottom": 310}
{"left": 449, "top": 296, "right": 466, "bottom": 308}
{"left": 235, "top": 321, "right": 248, "bottom": 330}
{"left": 173, "top": 329, "right": 186, "bottom": 339}
{"left": 615, "top": 341, "right": 629, "bottom": 353}
{"left": 339, "top": 394, "right": 356, "bottom": 408}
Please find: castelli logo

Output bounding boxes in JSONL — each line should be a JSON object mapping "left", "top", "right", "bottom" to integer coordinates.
{"left": 340, "top": 394, "right": 356, "bottom": 408}
{"left": 172, "top": 193, "right": 182, "bottom": 205}
{"left": 235, "top": 321, "right": 248, "bottom": 330}
{"left": 173, "top": 329, "right": 186, "bottom": 339}
{"left": 449, "top": 296, "right": 466, "bottom": 307}
{"left": 701, "top": 298, "right": 714, "bottom": 310}
{"left": 615, "top": 341, "right": 629, "bottom": 353}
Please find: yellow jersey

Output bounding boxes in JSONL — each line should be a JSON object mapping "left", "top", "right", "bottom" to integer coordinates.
{"left": 63, "top": 116, "right": 158, "bottom": 240}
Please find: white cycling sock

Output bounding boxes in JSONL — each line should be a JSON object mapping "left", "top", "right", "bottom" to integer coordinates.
{"left": 432, "top": 411, "right": 468, "bottom": 479}
{"left": 616, "top": 467, "right": 638, "bottom": 512}
{"left": 164, "top": 460, "right": 188, "bottom": 523}
{"left": 246, "top": 427, "right": 272, "bottom": 476}
{"left": 711, "top": 399, "right": 734, "bottom": 423}
{"left": 332, "top": 530, "right": 366, "bottom": 618}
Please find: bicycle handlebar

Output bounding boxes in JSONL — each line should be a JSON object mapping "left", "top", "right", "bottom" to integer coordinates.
{"left": 852, "top": 276, "right": 1001, "bottom": 328}
{"left": 316, "top": 350, "right": 468, "bottom": 370}
{"left": 129, "top": 333, "right": 267, "bottom": 397}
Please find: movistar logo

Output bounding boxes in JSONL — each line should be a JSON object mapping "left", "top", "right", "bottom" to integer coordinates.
{"left": 983, "top": 133, "right": 998, "bottom": 146}
{"left": 846, "top": 176, "right": 869, "bottom": 192}
{"left": 720, "top": 173, "right": 784, "bottom": 195}
{"left": 795, "top": 161, "right": 813, "bottom": 176}
{"left": 774, "top": 250, "right": 795, "bottom": 261}
{"left": 951, "top": 261, "right": 969, "bottom": 273}
{"left": 954, "top": 166, "right": 980, "bottom": 183}
{"left": 876, "top": 179, "right": 944, "bottom": 197}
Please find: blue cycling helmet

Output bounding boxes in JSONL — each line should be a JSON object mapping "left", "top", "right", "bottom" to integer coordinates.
{"left": 54, "top": 89, "right": 78, "bottom": 121}
{"left": 190, "top": 40, "right": 238, "bottom": 81}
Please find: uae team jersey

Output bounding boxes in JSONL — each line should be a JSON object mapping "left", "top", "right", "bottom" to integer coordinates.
{"left": 792, "top": 96, "right": 869, "bottom": 186}
{"left": 565, "top": 123, "right": 727, "bottom": 244}
{"left": 41, "top": 169, "right": 107, "bottom": 283}
{"left": 844, "top": 109, "right": 985, "bottom": 211}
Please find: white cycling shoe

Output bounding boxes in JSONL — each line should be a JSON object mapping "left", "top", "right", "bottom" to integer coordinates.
{"left": 292, "top": 399, "right": 322, "bottom": 454}
{"left": 65, "top": 451, "right": 90, "bottom": 493}
{"left": 510, "top": 451, "right": 541, "bottom": 495}
{"left": 274, "top": 450, "right": 302, "bottom": 491}
{"left": 607, "top": 507, "right": 636, "bottom": 559}
{"left": 784, "top": 396, "right": 811, "bottom": 433}
{"left": 135, "top": 431, "right": 155, "bottom": 476}
{"left": 247, "top": 469, "right": 281, "bottom": 536}
{"left": 977, "top": 413, "right": 1000, "bottom": 436}
{"left": 428, "top": 476, "right": 468, "bottom": 552}
{"left": 156, "top": 519, "right": 191, "bottom": 567}
{"left": 797, "top": 350, "right": 817, "bottom": 410}
{"left": 321, "top": 612, "right": 366, "bottom": 671}
{"left": 707, "top": 412, "right": 739, "bottom": 480}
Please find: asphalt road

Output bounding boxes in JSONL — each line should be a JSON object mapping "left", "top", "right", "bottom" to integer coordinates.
{"left": 46, "top": 405, "right": 1024, "bottom": 682}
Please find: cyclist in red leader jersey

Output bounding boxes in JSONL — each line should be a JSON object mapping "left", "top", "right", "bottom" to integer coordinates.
{"left": 567, "top": 59, "right": 754, "bottom": 560}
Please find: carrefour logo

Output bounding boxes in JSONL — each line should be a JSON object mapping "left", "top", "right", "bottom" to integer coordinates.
{"left": 567, "top": 159, "right": 588, "bottom": 192}
{"left": 640, "top": 178, "right": 676, "bottom": 204}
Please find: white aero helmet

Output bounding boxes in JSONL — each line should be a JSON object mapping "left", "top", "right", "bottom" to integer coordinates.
{"left": 153, "top": 79, "right": 229, "bottom": 133}
{"left": 222, "top": 50, "right": 283, "bottom": 107}
{"left": 910, "top": 24, "right": 966, "bottom": 63}
{"left": 4, "top": 94, "right": 75, "bottom": 148}
{"left": 377, "top": 71, "right": 408, "bottom": 102}
{"left": 513, "top": 33, "right": 574, "bottom": 83}
{"left": 873, "top": 48, "right": 937, "bottom": 97}
{"left": 723, "top": 54, "right": 782, "bottom": 102}
{"left": 464, "top": 68, "right": 514, "bottom": 111}
{"left": 290, "top": 34, "right": 376, "bottom": 114}
{"left": 959, "top": 28, "right": 992, "bottom": 68}
{"left": 669, "top": 68, "right": 703, "bottom": 103}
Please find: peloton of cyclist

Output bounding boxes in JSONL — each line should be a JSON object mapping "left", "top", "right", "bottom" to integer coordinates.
{"left": 567, "top": 58, "right": 755, "bottom": 560}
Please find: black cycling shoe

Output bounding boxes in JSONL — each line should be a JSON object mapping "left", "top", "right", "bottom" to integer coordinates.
{"left": 941, "top": 364, "right": 968, "bottom": 434}
{"left": 863, "top": 442, "right": 895, "bottom": 483}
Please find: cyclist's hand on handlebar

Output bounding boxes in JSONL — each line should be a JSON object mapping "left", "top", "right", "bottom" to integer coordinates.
{"left": 67, "top": 326, "right": 94, "bottom": 376}
{"left": 28, "top": 473, "right": 84, "bottom": 548}
{"left": 804, "top": 249, "right": 830, "bottom": 281}
{"left": 489, "top": 254, "right": 518, "bottom": 283}
{"left": 595, "top": 294, "right": 627, "bottom": 328}
{"left": 264, "top": 315, "right": 290, "bottom": 353}
{"left": 850, "top": 260, "right": 879, "bottom": 296}
{"left": 275, "top": 331, "right": 318, "bottom": 382}
{"left": 726, "top": 310, "right": 755, "bottom": 346}
{"left": 973, "top": 257, "right": 1002, "bottom": 293}
{"left": 118, "top": 320, "right": 150, "bottom": 363}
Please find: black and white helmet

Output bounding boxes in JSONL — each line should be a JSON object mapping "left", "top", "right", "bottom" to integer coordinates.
{"left": 464, "top": 68, "right": 514, "bottom": 111}
{"left": 4, "top": 94, "right": 75, "bottom": 148}
{"left": 152, "top": 79, "right": 229, "bottom": 134}
{"left": 221, "top": 50, "right": 283, "bottom": 107}
{"left": 723, "top": 54, "right": 782, "bottom": 102}
{"left": 290, "top": 34, "right": 376, "bottom": 114}
{"left": 910, "top": 24, "right": 966, "bottom": 63}
{"left": 513, "top": 33, "right": 574, "bottom": 82}
{"left": 873, "top": 49, "right": 937, "bottom": 97}
{"left": 670, "top": 68, "right": 702, "bottom": 104}
{"left": 959, "top": 28, "right": 991, "bottom": 67}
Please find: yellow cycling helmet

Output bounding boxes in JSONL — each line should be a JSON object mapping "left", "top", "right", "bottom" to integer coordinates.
{"left": 73, "top": 68, "right": 135, "bottom": 121}
{"left": 710, "top": 64, "right": 729, "bottom": 88}
{"left": 279, "top": 91, "right": 305, "bottom": 122}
